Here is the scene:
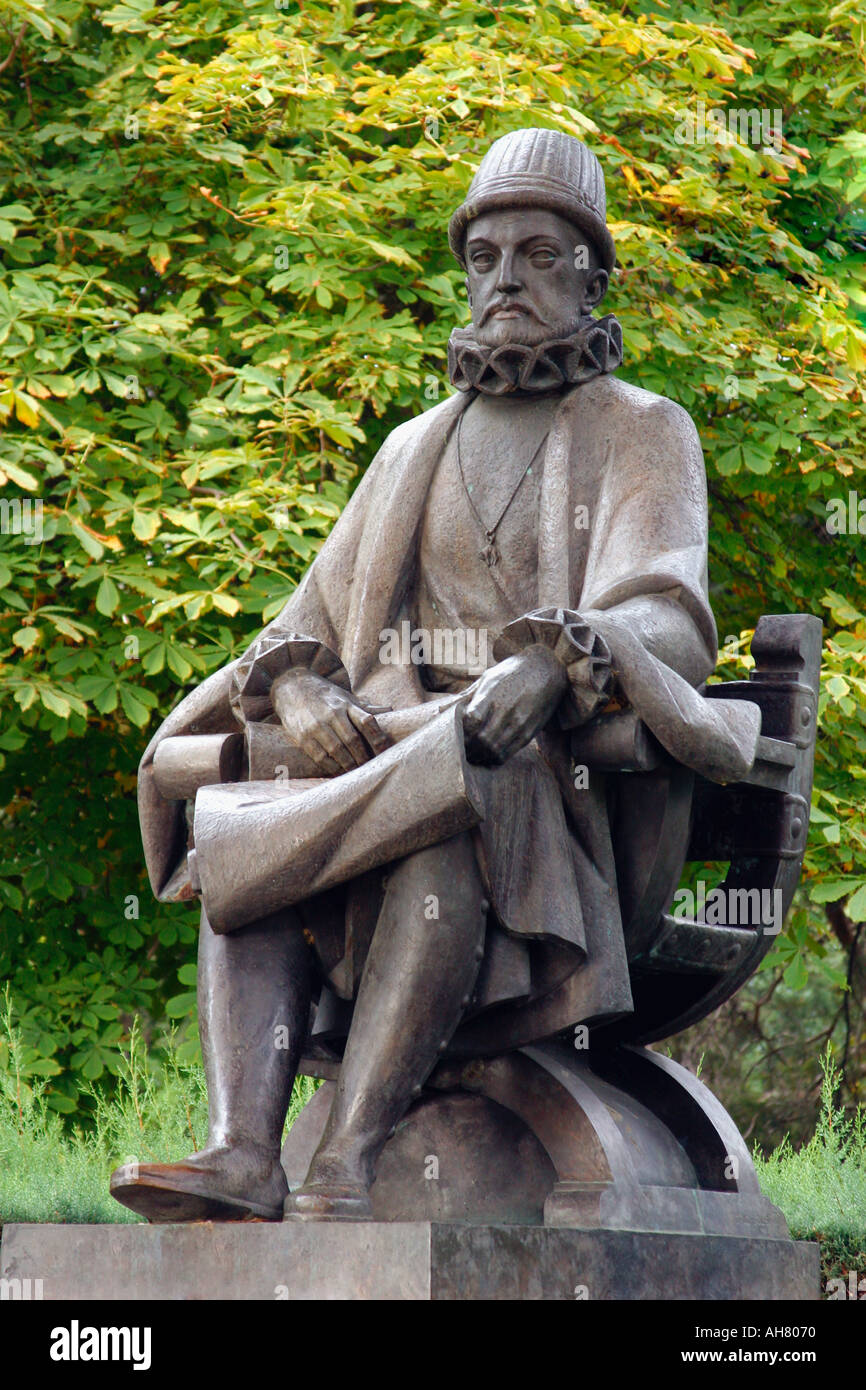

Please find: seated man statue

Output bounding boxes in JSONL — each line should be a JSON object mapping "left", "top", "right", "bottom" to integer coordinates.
{"left": 113, "top": 128, "right": 759, "bottom": 1224}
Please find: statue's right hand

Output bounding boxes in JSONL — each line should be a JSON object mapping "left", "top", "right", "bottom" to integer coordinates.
{"left": 270, "top": 668, "right": 392, "bottom": 775}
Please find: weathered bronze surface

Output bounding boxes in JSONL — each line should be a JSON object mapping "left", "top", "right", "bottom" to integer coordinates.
{"left": 110, "top": 129, "right": 820, "bottom": 1253}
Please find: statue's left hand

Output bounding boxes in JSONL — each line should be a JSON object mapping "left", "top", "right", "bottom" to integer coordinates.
{"left": 461, "top": 645, "right": 568, "bottom": 765}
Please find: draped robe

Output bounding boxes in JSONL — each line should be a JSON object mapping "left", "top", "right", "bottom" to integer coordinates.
{"left": 137, "top": 373, "right": 761, "bottom": 1055}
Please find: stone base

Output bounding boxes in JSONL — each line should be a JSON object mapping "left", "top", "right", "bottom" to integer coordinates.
{"left": 0, "top": 1222, "right": 819, "bottom": 1301}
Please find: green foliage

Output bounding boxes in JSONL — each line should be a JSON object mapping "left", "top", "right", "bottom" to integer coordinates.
{"left": 0, "top": 990, "right": 318, "bottom": 1222}
{"left": 668, "top": 933, "right": 853, "bottom": 1148}
{"left": 755, "top": 1046, "right": 866, "bottom": 1287}
{"left": 0, "top": 0, "right": 865, "bottom": 1111}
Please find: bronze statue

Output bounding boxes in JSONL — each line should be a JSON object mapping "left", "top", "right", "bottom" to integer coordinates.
{"left": 110, "top": 130, "right": 818, "bottom": 1244}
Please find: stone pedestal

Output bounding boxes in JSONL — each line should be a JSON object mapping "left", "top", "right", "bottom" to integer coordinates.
{"left": 0, "top": 1221, "right": 818, "bottom": 1301}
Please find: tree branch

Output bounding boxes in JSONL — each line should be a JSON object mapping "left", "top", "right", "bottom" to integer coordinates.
{"left": 0, "top": 21, "right": 27, "bottom": 76}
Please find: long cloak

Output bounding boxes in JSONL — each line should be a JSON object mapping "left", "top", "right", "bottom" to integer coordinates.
{"left": 137, "top": 374, "right": 759, "bottom": 1053}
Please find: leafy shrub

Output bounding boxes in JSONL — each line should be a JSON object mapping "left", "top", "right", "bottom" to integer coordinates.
{"left": 755, "top": 1047, "right": 866, "bottom": 1290}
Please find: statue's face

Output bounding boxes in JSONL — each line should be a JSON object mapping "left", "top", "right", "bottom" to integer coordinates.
{"left": 464, "top": 208, "right": 608, "bottom": 348}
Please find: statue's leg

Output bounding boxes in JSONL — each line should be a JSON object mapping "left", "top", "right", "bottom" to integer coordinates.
{"left": 109, "top": 907, "right": 311, "bottom": 1222}
{"left": 284, "top": 830, "right": 486, "bottom": 1221}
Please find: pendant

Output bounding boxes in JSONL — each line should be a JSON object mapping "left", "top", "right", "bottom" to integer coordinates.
{"left": 482, "top": 534, "right": 499, "bottom": 567}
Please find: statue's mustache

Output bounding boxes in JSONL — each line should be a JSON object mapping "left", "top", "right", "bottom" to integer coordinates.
{"left": 480, "top": 299, "right": 541, "bottom": 324}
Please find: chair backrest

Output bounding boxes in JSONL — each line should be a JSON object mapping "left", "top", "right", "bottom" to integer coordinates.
{"left": 605, "top": 614, "right": 822, "bottom": 1046}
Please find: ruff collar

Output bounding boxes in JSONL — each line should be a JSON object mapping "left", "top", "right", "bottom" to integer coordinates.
{"left": 447, "top": 313, "right": 623, "bottom": 395}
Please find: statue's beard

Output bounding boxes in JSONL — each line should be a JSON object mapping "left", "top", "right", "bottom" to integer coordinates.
{"left": 473, "top": 311, "right": 581, "bottom": 349}
{"left": 447, "top": 312, "right": 623, "bottom": 396}
{"left": 475, "top": 307, "right": 589, "bottom": 347}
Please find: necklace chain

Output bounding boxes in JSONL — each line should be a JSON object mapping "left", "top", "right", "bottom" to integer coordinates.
{"left": 455, "top": 410, "right": 550, "bottom": 567}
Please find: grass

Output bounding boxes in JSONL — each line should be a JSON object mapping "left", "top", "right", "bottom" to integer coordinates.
{"left": 0, "top": 997, "right": 318, "bottom": 1226}
{"left": 2, "top": 993, "right": 865, "bottom": 1294}
{"left": 754, "top": 1046, "right": 866, "bottom": 1284}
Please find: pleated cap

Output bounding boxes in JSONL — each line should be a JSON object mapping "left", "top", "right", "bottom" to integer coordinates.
{"left": 448, "top": 128, "right": 616, "bottom": 272}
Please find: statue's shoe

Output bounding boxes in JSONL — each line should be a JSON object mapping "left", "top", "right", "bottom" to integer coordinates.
{"left": 283, "top": 1183, "right": 373, "bottom": 1223}
{"left": 110, "top": 1147, "right": 287, "bottom": 1223}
